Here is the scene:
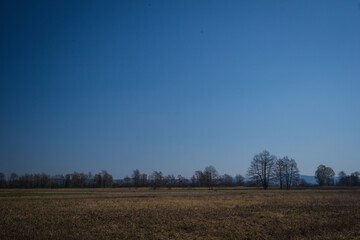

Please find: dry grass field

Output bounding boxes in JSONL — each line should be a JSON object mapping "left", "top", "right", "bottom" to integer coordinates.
{"left": 1, "top": 188, "right": 360, "bottom": 239}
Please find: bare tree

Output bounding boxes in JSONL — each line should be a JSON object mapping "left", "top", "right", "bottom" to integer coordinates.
{"left": 350, "top": 171, "right": 360, "bottom": 186}
{"left": 71, "top": 172, "right": 81, "bottom": 187}
{"left": 164, "top": 174, "right": 176, "bottom": 189}
{"left": 221, "top": 174, "right": 233, "bottom": 186}
{"left": 204, "top": 166, "right": 218, "bottom": 189}
{"left": 93, "top": 173, "right": 101, "bottom": 187}
{"left": 190, "top": 175, "right": 196, "bottom": 187}
{"left": 97, "top": 170, "right": 113, "bottom": 187}
{"left": 65, "top": 174, "right": 72, "bottom": 187}
{"left": 88, "top": 172, "right": 93, "bottom": 186}
{"left": 177, "top": 175, "right": 188, "bottom": 187}
{"left": 132, "top": 169, "right": 141, "bottom": 188}
{"left": 140, "top": 173, "right": 147, "bottom": 187}
{"left": 247, "top": 150, "right": 277, "bottom": 190}
{"left": 150, "top": 171, "right": 163, "bottom": 189}
{"left": 337, "top": 171, "right": 360, "bottom": 186}
{"left": 194, "top": 170, "right": 205, "bottom": 187}
{"left": 315, "top": 164, "right": 335, "bottom": 186}
{"left": 9, "top": 173, "right": 18, "bottom": 187}
{"left": 235, "top": 174, "right": 245, "bottom": 186}
{"left": 337, "top": 171, "right": 348, "bottom": 186}
{"left": 283, "top": 158, "right": 299, "bottom": 189}
{"left": 275, "top": 158, "right": 285, "bottom": 189}
{"left": 0, "top": 173, "right": 6, "bottom": 187}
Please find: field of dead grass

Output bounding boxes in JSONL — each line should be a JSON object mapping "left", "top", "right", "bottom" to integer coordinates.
{"left": 0, "top": 188, "right": 360, "bottom": 239}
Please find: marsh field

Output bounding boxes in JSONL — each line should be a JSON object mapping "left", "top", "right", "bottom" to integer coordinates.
{"left": 1, "top": 188, "right": 360, "bottom": 239}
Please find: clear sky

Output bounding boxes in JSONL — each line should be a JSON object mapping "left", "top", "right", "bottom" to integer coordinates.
{"left": 1, "top": 0, "right": 360, "bottom": 178}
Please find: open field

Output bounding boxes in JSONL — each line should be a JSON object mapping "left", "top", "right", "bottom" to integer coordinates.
{"left": 1, "top": 188, "right": 360, "bottom": 239}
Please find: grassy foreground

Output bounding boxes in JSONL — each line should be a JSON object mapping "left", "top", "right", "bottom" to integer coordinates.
{"left": 0, "top": 188, "right": 360, "bottom": 239}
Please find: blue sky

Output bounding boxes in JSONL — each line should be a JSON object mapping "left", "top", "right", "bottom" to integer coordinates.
{"left": 1, "top": 0, "right": 360, "bottom": 178}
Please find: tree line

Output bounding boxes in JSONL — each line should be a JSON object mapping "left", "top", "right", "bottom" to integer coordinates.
{"left": 337, "top": 170, "right": 360, "bottom": 186}
{"left": 0, "top": 170, "right": 113, "bottom": 188}
{"left": 0, "top": 167, "right": 245, "bottom": 189}
{"left": 313, "top": 164, "right": 360, "bottom": 187}
{"left": 0, "top": 150, "right": 358, "bottom": 189}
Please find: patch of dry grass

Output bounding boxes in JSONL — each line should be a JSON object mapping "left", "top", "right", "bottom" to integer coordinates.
{"left": 0, "top": 189, "right": 359, "bottom": 239}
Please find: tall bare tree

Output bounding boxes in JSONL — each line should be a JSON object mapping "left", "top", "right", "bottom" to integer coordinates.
{"left": 194, "top": 170, "right": 205, "bottom": 187}
{"left": 101, "top": 170, "right": 113, "bottom": 187}
{"left": 275, "top": 158, "right": 285, "bottom": 189}
{"left": 276, "top": 157, "right": 299, "bottom": 190}
{"left": 132, "top": 169, "right": 141, "bottom": 188}
{"left": 283, "top": 158, "right": 299, "bottom": 189}
{"left": 190, "top": 175, "right": 196, "bottom": 187}
{"left": 204, "top": 165, "right": 218, "bottom": 189}
{"left": 140, "top": 173, "right": 147, "bottom": 187}
{"left": 247, "top": 150, "right": 277, "bottom": 190}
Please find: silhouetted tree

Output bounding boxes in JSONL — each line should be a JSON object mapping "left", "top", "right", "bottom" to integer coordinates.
{"left": 33, "top": 174, "right": 41, "bottom": 187}
{"left": 132, "top": 169, "right": 141, "bottom": 188}
{"left": 0, "top": 173, "right": 6, "bottom": 187}
{"left": 350, "top": 171, "right": 360, "bottom": 186}
{"left": 50, "top": 174, "right": 64, "bottom": 188}
{"left": 93, "top": 173, "right": 102, "bottom": 187}
{"left": 337, "top": 171, "right": 348, "bottom": 186}
{"left": 71, "top": 172, "right": 81, "bottom": 187}
{"left": 177, "top": 175, "right": 188, "bottom": 187}
{"left": 150, "top": 171, "right": 163, "bottom": 189}
{"left": 9, "top": 173, "right": 18, "bottom": 187}
{"left": 3, "top": 171, "right": 116, "bottom": 188}
{"left": 219, "top": 174, "right": 233, "bottom": 186}
{"left": 315, "top": 164, "right": 335, "bottom": 186}
{"left": 247, "top": 150, "right": 276, "bottom": 190}
{"left": 140, "top": 173, "right": 147, "bottom": 187}
{"left": 337, "top": 171, "right": 360, "bottom": 186}
{"left": 79, "top": 172, "right": 88, "bottom": 187}
{"left": 190, "top": 175, "right": 196, "bottom": 187}
{"left": 101, "top": 170, "right": 113, "bottom": 187}
{"left": 275, "top": 158, "right": 285, "bottom": 189}
{"left": 194, "top": 170, "right": 205, "bottom": 187}
{"left": 283, "top": 158, "right": 299, "bottom": 189}
{"left": 204, "top": 166, "right": 218, "bottom": 189}
{"left": 235, "top": 174, "right": 245, "bottom": 186}
{"left": 164, "top": 174, "right": 176, "bottom": 189}
{"left": 88, "top": 172, "right": 93, "bottom": 187}
{"left": 19, "top": 174, "right": 32, "bottom": 188}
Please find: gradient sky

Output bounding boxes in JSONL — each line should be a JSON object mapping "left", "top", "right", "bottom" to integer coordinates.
{"left": 1, "top": 0, "right": 360, "bottom": 178}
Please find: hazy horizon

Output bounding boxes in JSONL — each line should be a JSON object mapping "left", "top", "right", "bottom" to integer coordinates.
{"left": 1, "top": 0, "right": 360, "bottom": 179}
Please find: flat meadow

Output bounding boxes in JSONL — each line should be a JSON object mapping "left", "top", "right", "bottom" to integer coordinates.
{"left": 0, "top": 188, "right": 360, "bottom": 239}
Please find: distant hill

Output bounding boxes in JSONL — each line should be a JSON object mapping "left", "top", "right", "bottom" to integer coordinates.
{"left": 244, "top": 175, "right": 319, "bottom": 185}
{"left": 300, "top": 175, "right": 340, "bottom": 185}
{"left": 299, "top": 175, "right": 317, "bottom": 185}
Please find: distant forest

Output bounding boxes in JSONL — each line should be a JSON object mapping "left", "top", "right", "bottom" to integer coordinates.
{"left": 1, "top": 150, "right": 359, "bottom": 189}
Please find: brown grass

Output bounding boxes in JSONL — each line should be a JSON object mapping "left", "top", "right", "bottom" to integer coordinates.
{"left": 0, "top": 188, "right": 360, "bottom": 239}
